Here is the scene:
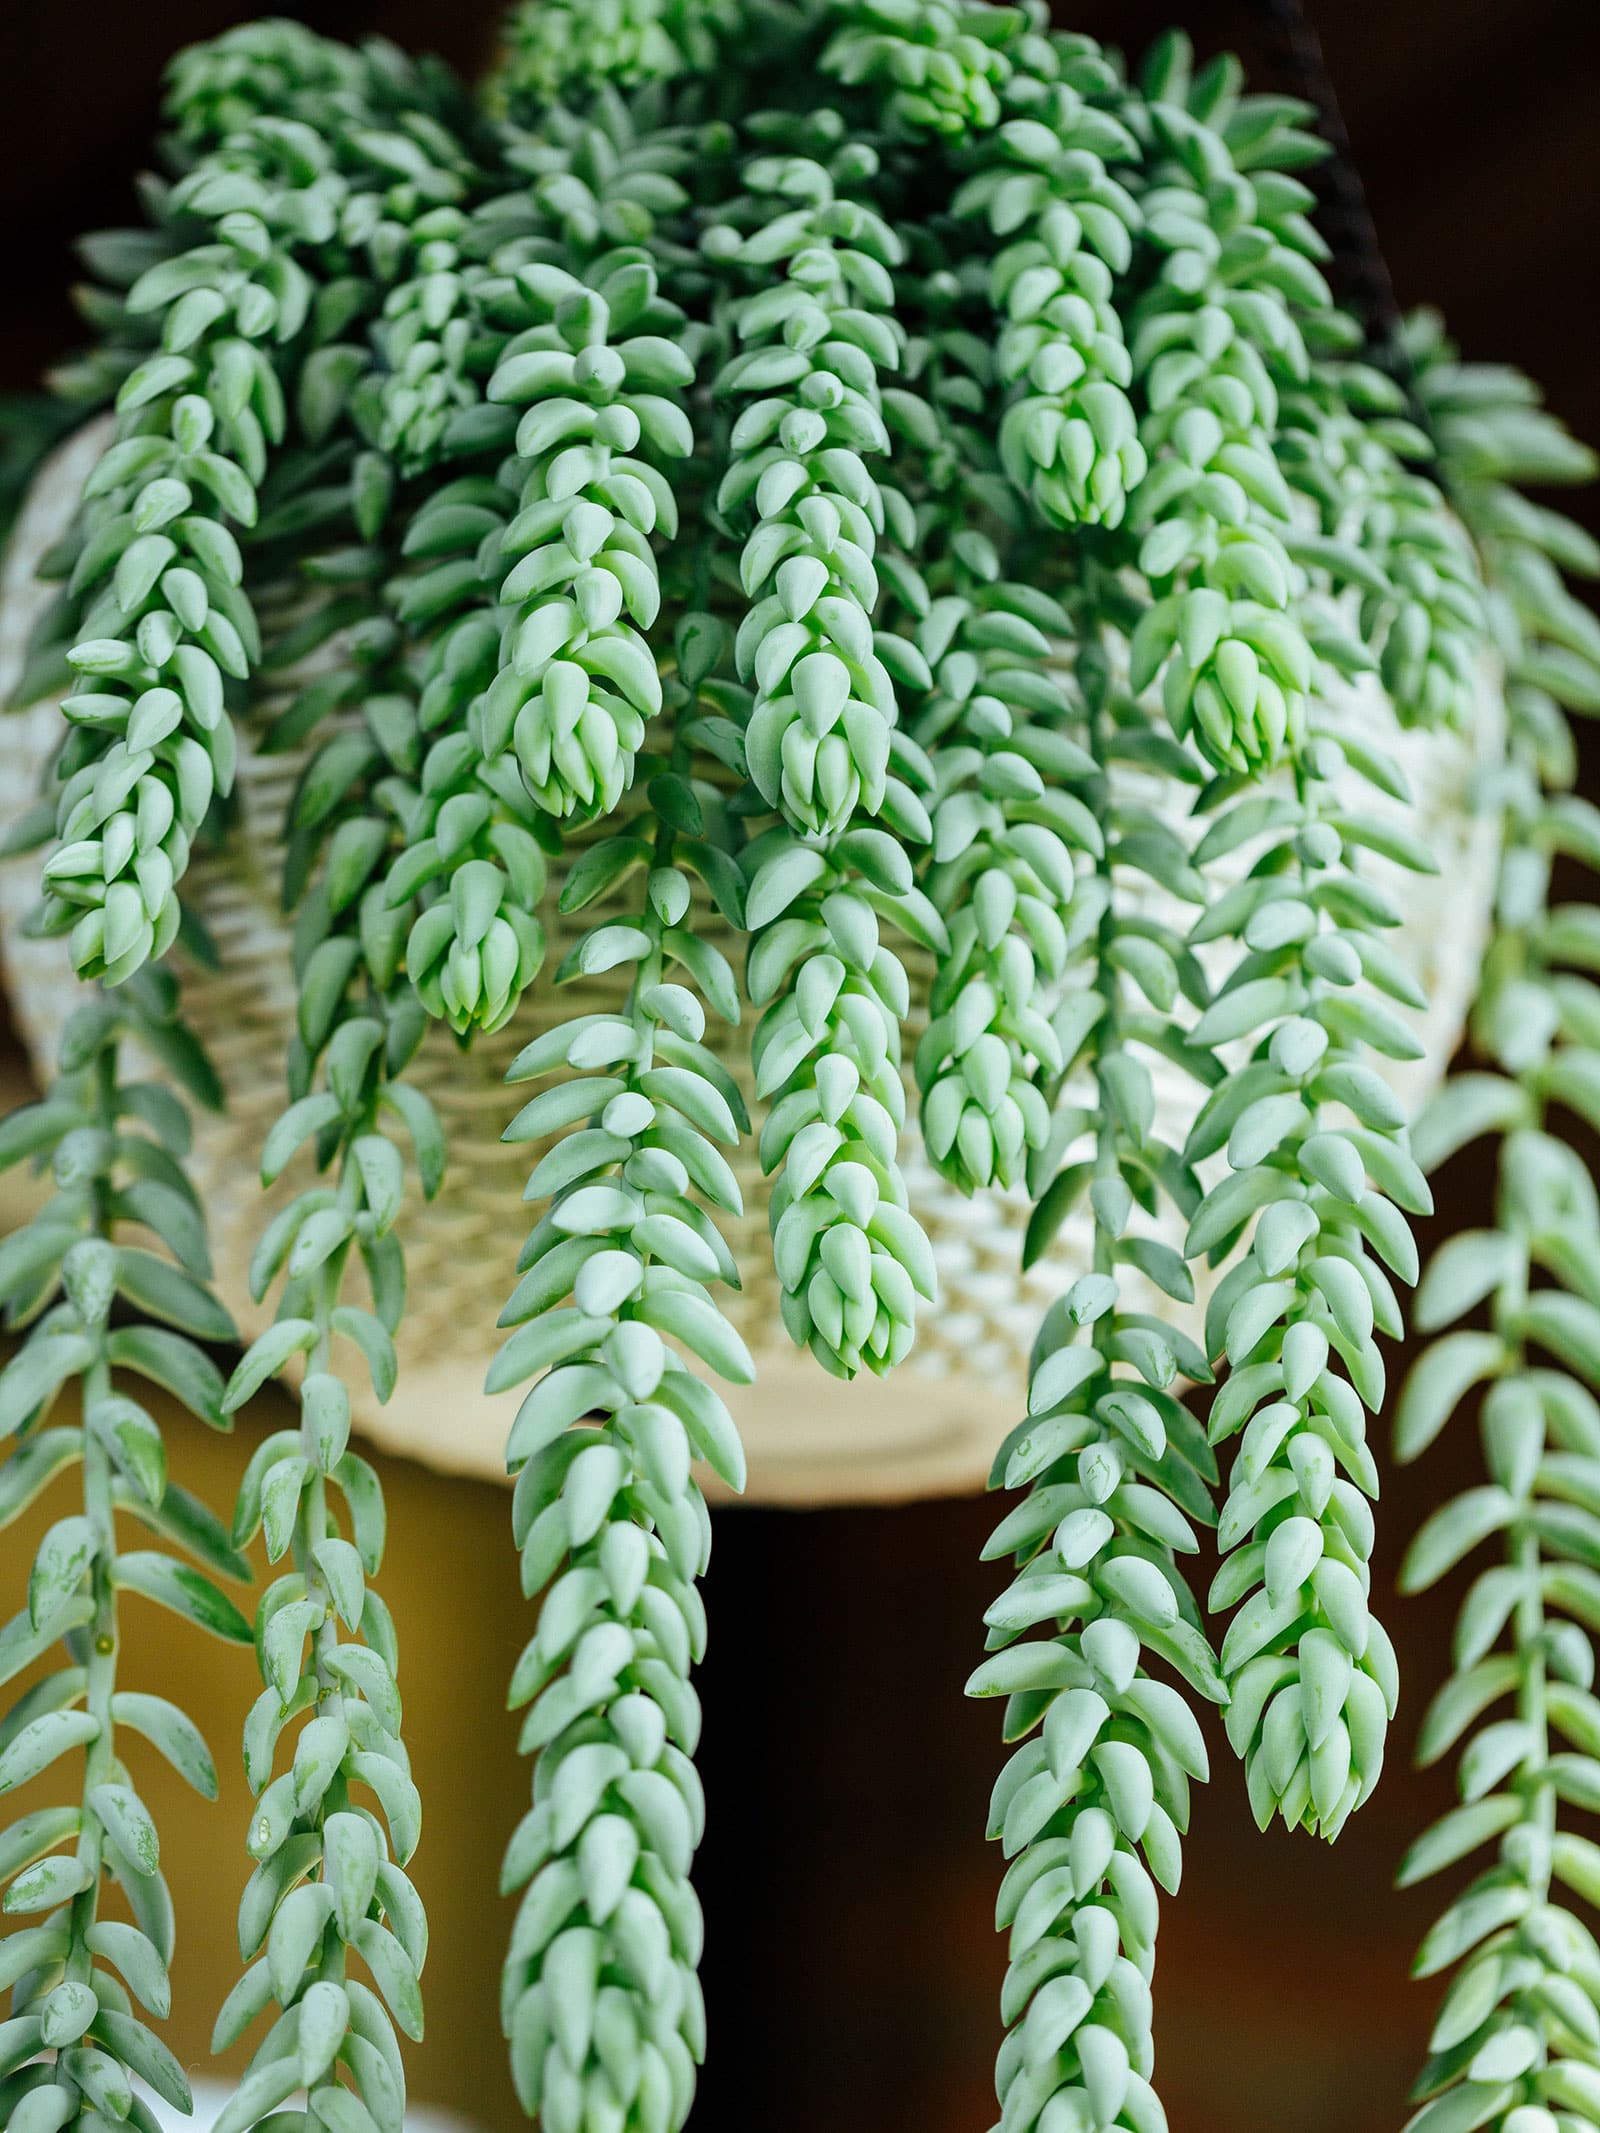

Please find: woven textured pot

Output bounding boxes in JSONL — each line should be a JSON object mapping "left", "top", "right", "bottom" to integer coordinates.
{"left": 0, "top": 420, "right": 1503, "bottom": 1503}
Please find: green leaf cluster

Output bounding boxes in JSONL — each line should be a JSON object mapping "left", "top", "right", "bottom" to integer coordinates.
{"left": 1394, "top": 328, "right": 1600, "bottom": 2133}
{"left": 1, "top": 5, "right": 1595, "bottom": 2130}
{"left": 490, "top": 617, "right": 749, "bottom": 2133}
{"left": 0, "top": 978, "right": 244, "bottom": 2133}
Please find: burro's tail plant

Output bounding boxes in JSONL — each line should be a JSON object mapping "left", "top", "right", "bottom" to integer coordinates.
{"left": 489, "top": 615, "right": 750, "bottom": 2131}
{"left": 1392, "top": 329, "right": 1600, "bottom": 2133}
{"left": 0, "top": 4, "right": 1595, "bottom": 2130}
{"left": 969, "top": 592, "right": 1226, "bottom": 2133}
{"left": 0, "top": 973, "right": 248, "bottom": 2133}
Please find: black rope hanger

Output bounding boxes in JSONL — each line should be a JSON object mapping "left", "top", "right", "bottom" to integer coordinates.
{"left": 1243, "top": 0, "right": 1413, "bottom": 380}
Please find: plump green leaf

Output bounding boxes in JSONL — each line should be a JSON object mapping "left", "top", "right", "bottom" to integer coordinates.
{"left": 110, "top": 1691, "right": 216, "bottom": 1798}
{"left": 105, "top": 1325, "right": 226, "bottom": 1426}
{"left": 111, "top": 1553, "right": 251, "bottom": 1641}
{"left": 1396, "top": 1334, "right": 1506, "bottom": 1462}
{"left": 222, "top": 1319, "right": 316, "bottom": 1413}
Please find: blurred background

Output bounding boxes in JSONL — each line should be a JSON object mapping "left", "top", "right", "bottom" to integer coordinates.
{"left": 0, "top": 2, "right": 1596, "bottom": 2129}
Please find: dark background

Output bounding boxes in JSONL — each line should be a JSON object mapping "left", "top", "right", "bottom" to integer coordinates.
{"left": 0, "top": 4, "right": 1596, "bottom": 2130}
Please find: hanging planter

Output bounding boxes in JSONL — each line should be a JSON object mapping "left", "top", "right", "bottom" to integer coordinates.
{"left": 0, "top": 412, "right": 1502, "bottom": 1500}
{"left": 0, "top": 10, "right": 1597, "bottom": 2133}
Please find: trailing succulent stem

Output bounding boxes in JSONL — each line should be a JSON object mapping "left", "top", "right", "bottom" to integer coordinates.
{"left": 910, "top": 539, "right": 1086, "bottom": 1197}
{"left": 970, "top": 618, "right": 1224, "bottom": 2133}
{"left": 0, "top": 8, "right": 1597, "bottom": 2131}
{"left": 490, "top": 615, "right": 749, "bottom": 2133}
{"left": 35, "top": 29, "right": 477, "bottom": 982}
{"left": 881, "top": 257, "right": 1094, "bottom": 1199}
{"left": 952, "top": 32, "right": 1146, "bottom": 532}
{"left": 710, "top": 119, "right": 944, "bottom": 1376}
{"left": 211, "top": 857, "right": 439, "bottom": 2133}
{"left": 481, "top": 258, "right": 693, "bottom": 822}
{"left": 1395, "top": 339, "right": 1600, "bottom": 2133}
{"left": 281, "top": 437, "right": 554, "bottom": 1043}
{"left": 0, "top": 980, "right": 248, "bottom": 2133}
{"left": 1187, "top": 708, "right": 1423, "bottom": 1836}
{"left": 1120, "top": 36, "right": 1332, "bottom": 778}
{"left": 1276, "top": 317, "right": 1486, "bottom": 735}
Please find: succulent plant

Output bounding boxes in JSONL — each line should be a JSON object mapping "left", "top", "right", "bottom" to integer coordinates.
{"left": 0, "top": 10, "right": 1596, "bottom": 2133}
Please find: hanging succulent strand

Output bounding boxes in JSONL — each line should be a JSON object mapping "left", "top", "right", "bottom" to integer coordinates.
{"left": 1276, "top": 312, "right": 1486, "bottom": 736}
{"left": 370, "top": 96, "right": 704, "bottom": 1040}
{"left": 371, "top": 461, "right": 558, "bottom": 1039}
{"left": 1119, "top": 36, "right": 1325, "bottom": 780}
{"left": 826, "top": 4, "right": 1148, "bottom": 529}
{"left": 0, "top": 979, "right": 249, "bottom": 2133}
{"left": 1186, "top": 714, "right": 1422, "bottom": 1836}
{"left": 33, "top": 37, "right": 481, "bottom": 987}
{"left": 490, "top": 613, "right": 749, "bottom": 2133}
{"left": 970, "top": 596, "right": 1226, "bottom": 2133}
{"left": 212, "top": 985, "right": 435, "bottom": 2133}
{"left": 887, "top": 279, "right": 1092, "bottom": 1199}
{"left": 1395, "top": 332, "right": 1600, "bottom": 2133}
{"left": 209, "top": 624, "right": 445, "bottom": 2130}
{"left": 479, "top": 258, "right": 693, "bottom": 821}
{"left": 0, "top": 10, "right": 1594, "bottom": 2131}
{"left": 1110, "top": 35, "right": 1434, "bottom": 1837}
{"left": 952, "top": 27, "right": 1148, "bottom": 534}
{"left": 710, "top": 118, "right": 943, "bottom": 1377}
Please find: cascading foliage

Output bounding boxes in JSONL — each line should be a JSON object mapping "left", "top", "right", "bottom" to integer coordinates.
{"left": 0, "top": 4, "right": 1595, "bottom": 2131}
{"left": 0, "top": 976, "right": 250, "bottom": 2133}
{"left": 1394, "top": 329, "right": 1600, "bottom": 2133}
